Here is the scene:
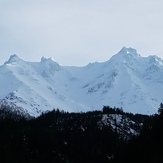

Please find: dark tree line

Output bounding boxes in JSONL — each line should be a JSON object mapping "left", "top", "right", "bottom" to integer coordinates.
{"left": 0, "top": 105, "right": 162, "bottom": 163}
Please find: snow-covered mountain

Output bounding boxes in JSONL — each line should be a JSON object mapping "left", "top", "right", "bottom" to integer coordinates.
{"left": 0, "top": 47, "right": 163, "bottom": 116}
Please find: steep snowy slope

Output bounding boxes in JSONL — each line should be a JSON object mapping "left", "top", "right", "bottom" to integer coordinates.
{"left": 0, "top": 55, "right": 89, "bottom": 116}
{"left": 66, "top": 47, "right": 163, "bottom": 114}
{"left": 0, "top": 47, "right": 163, "bottom": 116}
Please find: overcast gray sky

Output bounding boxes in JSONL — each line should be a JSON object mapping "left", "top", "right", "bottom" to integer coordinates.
{"left": 0, "top": 0, "right": 163, "bottom": 66}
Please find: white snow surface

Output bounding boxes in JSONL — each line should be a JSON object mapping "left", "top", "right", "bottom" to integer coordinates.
{"left": 0, "top": 47, "right": 163, "bottom": 116}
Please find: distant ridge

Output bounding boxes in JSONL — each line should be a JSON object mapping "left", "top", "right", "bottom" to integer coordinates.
{"left": 0, "top": 47, "right": 163, "bottom": 116}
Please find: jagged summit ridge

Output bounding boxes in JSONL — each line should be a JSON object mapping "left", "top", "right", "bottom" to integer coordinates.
{"left": 39, "top": 56, "right": 61, "bottom": 75}
{"left": 110, "top": 47, "right": 141, "bottom": 64}
{"left": 118, "top": 46, "right": 140, "bottom": 57}
{"left": 0, "top": 47, "right": 163, "bottom": 116}
{"left": 41, "top": 56, "right": 57, "bottom": 63}
{"left": 4, "top": 54, "right": 21, "bottom": 64}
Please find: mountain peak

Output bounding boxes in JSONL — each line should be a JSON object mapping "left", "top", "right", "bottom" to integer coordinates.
{"left": 4, "top": 54, "right": 22, "bottom": 65}
{"left": 118, "top": 47, "right": 140, "bottom": 57}
{"left": 40, "top": 56, "right": 61, "bottom": 74}
{"left": 109, "top": 47, "right": 141, "bottom": 63}
{"left": 41, "top": 56, "right": 57, "bottom": 63}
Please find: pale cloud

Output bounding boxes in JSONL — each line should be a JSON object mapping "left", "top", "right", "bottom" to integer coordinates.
{"left": 0, "top": 0, "right": 163, "bottom": 66}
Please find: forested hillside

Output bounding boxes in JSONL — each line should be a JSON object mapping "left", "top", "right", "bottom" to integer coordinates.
{"left": 0, "top": 105, "right": 161, "bottom": 163}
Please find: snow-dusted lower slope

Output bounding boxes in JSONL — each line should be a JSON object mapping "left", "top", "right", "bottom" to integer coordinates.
{"left": 0, "top": 47, "right": 163, "bottom": 116}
